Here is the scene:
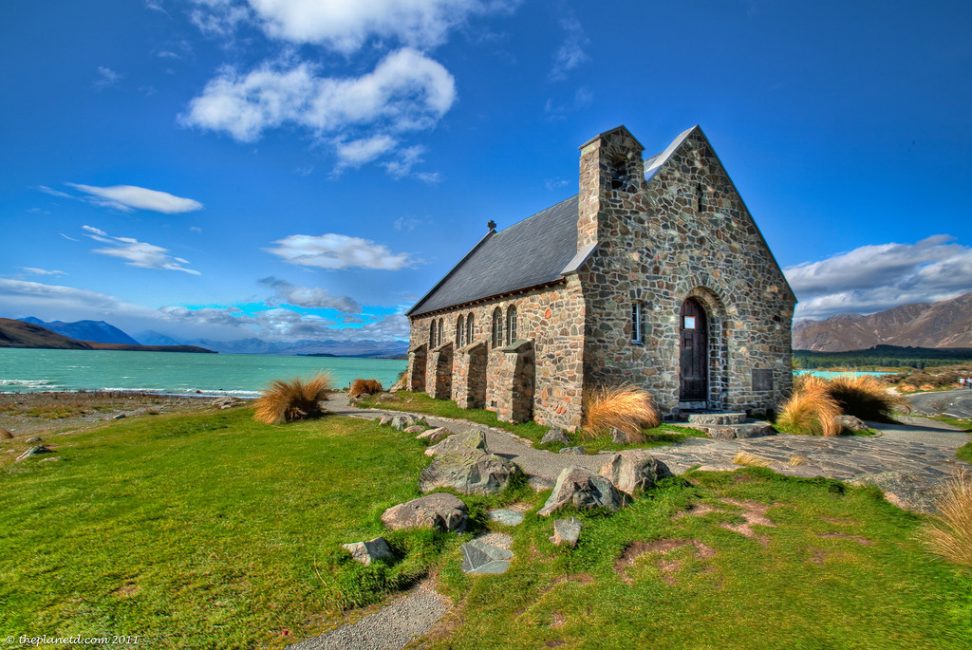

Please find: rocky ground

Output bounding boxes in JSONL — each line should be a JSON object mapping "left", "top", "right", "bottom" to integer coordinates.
{"left": 0, "top": 391, "right": 240, "bottom": 438}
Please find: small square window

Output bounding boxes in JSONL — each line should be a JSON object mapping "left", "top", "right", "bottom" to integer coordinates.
{"left": 683, "top": 316, "right": 696, "bottom": 330}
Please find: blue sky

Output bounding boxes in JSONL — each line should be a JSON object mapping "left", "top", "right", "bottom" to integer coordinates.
{"left": 1, "top": 0, "right": 970, "bottom": 343}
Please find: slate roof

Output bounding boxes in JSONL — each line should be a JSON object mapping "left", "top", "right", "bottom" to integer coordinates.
{"left": 408, "top": 196, "right": 580, "bottom": 316}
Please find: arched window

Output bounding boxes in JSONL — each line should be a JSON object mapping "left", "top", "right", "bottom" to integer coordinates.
{"left": 437, "top": 318, "right": 444, "bottom": 346}
{"left": 505, "top": 305, "right": 517, "bottom": 345}
{"left": 466, "top": 313, "right": 475, "bottom": 344}
{"left": 456, "top": 315, "right": 465, "bottom": 347}
{"left": 429, "top": 319, "right": 436, "bottom": 347}
{"left": 491, "top": 308, "right": 502, "bottom": 348}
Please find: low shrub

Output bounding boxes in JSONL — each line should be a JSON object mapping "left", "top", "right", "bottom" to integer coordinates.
{"left": 349, "top": 378, "right": 383, "bottom": 400}
{"left": 253, "top": 374, "right": 331, "bottom": 425}
{"left": 777, "top": 380, "right": 842, "bottom": 436}
{"left": 923, "top": 471, "right": 972, "bottom": 568}
{"left": 582, "top": 386, "right": 660, "bottom": 443}
{"left": 827, "top": 375, "right": 908, "bottom": 422}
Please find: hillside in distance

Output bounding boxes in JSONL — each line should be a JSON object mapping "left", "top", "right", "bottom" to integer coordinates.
{"left": 794, "top": 293, "right": 972, "bottom": 352}
{"left": 20, "top": 317, "right": 139, "bottom": 345}
{"left": 0, "top": 319, "right": 214, "bottom": 353}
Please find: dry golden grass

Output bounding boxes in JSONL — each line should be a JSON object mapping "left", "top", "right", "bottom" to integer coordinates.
{"left": 253, "top": 374, "right": 331, "bottom": 425}
{"left": 582, "top": 385, "right": 660, "bottom": 443}
{"left": 732, "top": 451, "right": 773, "bottom": 468}
{"left": 348, "top": 378, "right": 383, "bottom": 400}
{"left": 787, "top": 455, "right": 808, "bottom": 467}
{"left": 826, "top": 375, "right": 909, "bottom": 422}
{"left": 777, "top": 380, "right": 842, "bottom": 436}
{"left": 923, "top": 471, "right": 972, "bottom": 568}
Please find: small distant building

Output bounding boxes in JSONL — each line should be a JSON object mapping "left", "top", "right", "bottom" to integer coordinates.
{"left": 405, "top": 125, "right": 795, "bottom": 429}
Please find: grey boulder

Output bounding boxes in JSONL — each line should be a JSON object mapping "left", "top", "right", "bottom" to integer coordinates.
{"left": 541, "top": 428, "right": 570, "bottom": 445}
{"left": 550, "top": 518, "right": 582, "bottom": 547}
{"left": 425, "top": 430, "right": 487, "bottom": 457}
{"left": 342, "top": 537, "right": 394, "bottom": 566}
{"left": 381, "top": 493, "right": 468, "bottom": 532}
{"left": 558, "top": 446, "right": 585, "bottom": 455}
{"left": 538, "top": 466, "right": 623, "bottom": 517}
{"left": 404, "top": 425, "right": 426, "bottom": 434}
{"left": 389, "top": 414, "right": 419, "bottom": 431}
{"left": 419, "top": 450, "right": 521, "bottom": 495}
{"left": 599, "top": 451, "right": 673, "bottom": 496}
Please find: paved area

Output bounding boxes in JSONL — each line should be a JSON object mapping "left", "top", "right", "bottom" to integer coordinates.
{"left": 331, "top": 394, "right": 970, "bottom": 512}
{"left": 289, "top": 583, "right": 448, "bottom": 650}
{"left": 906, "top": 388, "right": 972, "bottom": 419}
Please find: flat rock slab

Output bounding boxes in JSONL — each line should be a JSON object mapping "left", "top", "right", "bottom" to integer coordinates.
{"left": 488, "top": 508, "right": 525, "bottom": 526}
{"left": 461, "top": 536, "right": 514, "bottom": 575}
{"left": 289, "top": 585, "right": 448, "bottom": 650}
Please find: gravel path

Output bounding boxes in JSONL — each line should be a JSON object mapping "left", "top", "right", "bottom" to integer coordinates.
{"left": 289, "top": 584, "right": 448, "bottom": 650}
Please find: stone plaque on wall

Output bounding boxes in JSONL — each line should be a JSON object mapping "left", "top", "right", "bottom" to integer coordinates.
{"left": 752, "top": 369, "right": 774, "bottom": 392}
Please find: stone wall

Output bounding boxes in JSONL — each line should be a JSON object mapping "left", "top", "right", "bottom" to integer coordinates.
{"left": 578, "top": 126, "right": 795, "bottom": 417}
{"left": 453, "top": 342, "right": 487, "bottom": 409}
{"left": 406, "top": 276, "right": 587, "bottom": 429}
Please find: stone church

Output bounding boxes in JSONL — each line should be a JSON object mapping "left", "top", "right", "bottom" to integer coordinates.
{"left": 405, "top": 125, "right": 795, "bottom": 430}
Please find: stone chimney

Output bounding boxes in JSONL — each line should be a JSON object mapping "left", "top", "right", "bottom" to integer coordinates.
{"left": 576, "top": 125, "right": 644, "bottom": 253}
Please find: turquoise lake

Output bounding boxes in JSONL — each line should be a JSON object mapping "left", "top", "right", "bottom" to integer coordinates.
{"left": 0, "top": 348, "right": 407, "bottom": 397}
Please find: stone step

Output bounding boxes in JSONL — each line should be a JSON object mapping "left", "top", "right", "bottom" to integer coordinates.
{"left": 680, "top": 419, "right": 776, "bottom": 440}
{"left": 687, "top": 411, "right": 748, "bottom": 426}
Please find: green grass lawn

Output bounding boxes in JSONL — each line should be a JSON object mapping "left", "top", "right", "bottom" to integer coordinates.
{"left": 0, "top": 407, "right": 454, "bottom": 649}
{"left": 357, "top": 391, "right": 705, "bottom": 451}
{"left": 3, "top": 408, "right": 970, "bottom": 649}
{"left": 430, "top": 469, "right": 972, "bottom": 649}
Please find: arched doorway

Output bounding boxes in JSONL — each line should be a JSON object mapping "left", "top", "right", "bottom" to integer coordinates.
{"left": 679, "top": 298, "right": 708, "bottom": 402}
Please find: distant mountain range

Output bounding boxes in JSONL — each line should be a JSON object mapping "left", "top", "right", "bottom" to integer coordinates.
{"left": 0, "top": 319, "right": 214, "bottom": 353}
{"left": 793, "top": 292, "right": 972, "bottom": 352}
{"left": 3, "top": 316, "right": 408, "bottom": 357}
{"left": 20, "top": 317, "right": 139, "bottom": 345}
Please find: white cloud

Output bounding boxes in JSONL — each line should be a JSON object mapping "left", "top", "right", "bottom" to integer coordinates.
{"left": 82, "top": 225, "right": 201, "bottom": 276}
{"left": 0, "top": 279, "right": 147, "bottom": 318}
{"left": 335, "top": 134, "right": 398, "bottom": 170}
{"left": 259, "top": 276, "right": 360, "bottom": 312}
{"left": 67, "top": 183, "right": 203, "bottom": 213}
{"left": 94, "top": 66, "right": 122, "bottom": 89}
{"left": 191, "top": 0, "right": 513, "bottom": 53}
{"left": 550, "top": 14, "right": 588, "bottom": 81}
{"left": 784, "top": 235, "right": 972, "bottom": 319}
{"left": 265, "top": 233, "right": 413, "bottom": 270}
{"left": 36, "top": 185, "right": 73, "bottom": 199}
{"left": 22, "top": 267, "right": 66, "bottom": 277}
{"left": 182, "top": 48, "right": 455, "bottom": 144}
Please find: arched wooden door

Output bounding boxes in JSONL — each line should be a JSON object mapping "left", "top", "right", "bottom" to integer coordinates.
{"left": 679, "top": 298, "right": 708, "bottom": 402}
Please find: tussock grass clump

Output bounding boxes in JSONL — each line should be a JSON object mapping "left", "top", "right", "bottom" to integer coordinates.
{"left": 582, "top": 386, "right": 660, "bottom": 443}
{"left": 923, "top": 471, "right": 972, "bottom": 568}
{"left": 254, "top": 374, "right": 331, "bottom": 425}
{"left": 827, "top": 375, "right": 908, "bottom": 422}
{"left": 733, "top": 451, "right": 773, "bottom": 468}
{"left": 777, "top": 379, "right": 842, "bottom": 436}
{"left": 349, "top": 378, "right": 383, "bottom": 400}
